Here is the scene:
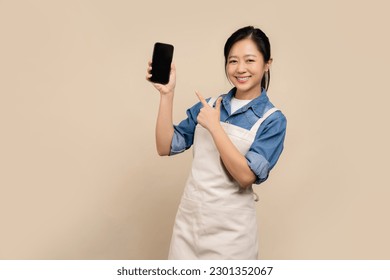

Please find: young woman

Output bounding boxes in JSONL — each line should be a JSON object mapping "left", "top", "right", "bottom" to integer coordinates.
{"left": 146, "top": 26, "right": 287, "bottom": 259}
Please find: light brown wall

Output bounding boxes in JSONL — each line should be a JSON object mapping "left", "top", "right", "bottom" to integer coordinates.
{"left": 1, "top": 0, "right": 389, "bottom": 259}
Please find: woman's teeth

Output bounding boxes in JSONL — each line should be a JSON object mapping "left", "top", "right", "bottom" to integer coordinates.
{"left": 237, "top": 77, "right": 249, "bottom": 82}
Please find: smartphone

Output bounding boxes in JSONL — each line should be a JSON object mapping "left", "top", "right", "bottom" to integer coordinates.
{"left": 150, "top": 42, "right": 174, "bottom": 85}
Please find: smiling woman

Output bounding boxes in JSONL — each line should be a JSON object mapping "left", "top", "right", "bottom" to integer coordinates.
{"left": 224, "top": 26, "right": 272, "bottom": 95}
{"left": 226, "top": 38, "right": 272, "bottom": 100}
{"left": 146, "top": 26, "right": 287, "bottom": 260}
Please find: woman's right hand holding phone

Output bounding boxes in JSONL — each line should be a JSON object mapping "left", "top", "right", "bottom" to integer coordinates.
{"left": 146, "top": 61, "right": 176, "bottom": 96}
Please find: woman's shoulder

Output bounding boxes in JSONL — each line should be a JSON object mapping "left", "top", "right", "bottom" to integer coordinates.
{"left": 271, "top": 108, "right": 286, "bottom": 121}
{"left": 261, "top": 105, "right": 287, "bottom": 131}
{"left": 264, "top": 97, "right": 286, "bottom": 120}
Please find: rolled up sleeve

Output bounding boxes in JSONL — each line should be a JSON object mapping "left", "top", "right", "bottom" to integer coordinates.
{"left": 245, "top": 111, "right": 287, "bottom": 184}
{"left": 246, "top": 151, "right": 271, "bottom": 184}
{"left": 170, "top": 129, "right": 187, "bottom": 155}
{"left": 169, "top": 100, "right": 207, "bottom": 156}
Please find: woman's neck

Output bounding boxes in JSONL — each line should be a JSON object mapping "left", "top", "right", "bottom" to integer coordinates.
{"left": 234, "top": 87, "right": 262, "bottom": 100}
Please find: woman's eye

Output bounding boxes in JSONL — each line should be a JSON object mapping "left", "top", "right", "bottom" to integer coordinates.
{"left": 229, "top": 60, "right": 237, "bottom": 64}
{"left": 247, "top": 59, "right": 255, "bottom": 63}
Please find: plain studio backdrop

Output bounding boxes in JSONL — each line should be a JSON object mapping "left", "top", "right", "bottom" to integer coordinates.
{"left": 0, "top": 0, "right": 389, "bottom": 259}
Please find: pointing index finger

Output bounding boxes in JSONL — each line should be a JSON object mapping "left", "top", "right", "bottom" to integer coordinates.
{"left": 195, "top": 91, "right": 208, "bottom": 107}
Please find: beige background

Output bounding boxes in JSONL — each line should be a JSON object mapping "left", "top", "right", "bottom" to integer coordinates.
{"left": 0, "top": 0, "right": 389, "bottom": 259}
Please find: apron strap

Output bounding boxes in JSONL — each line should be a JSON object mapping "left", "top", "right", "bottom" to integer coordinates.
{"left": 250, "top": 107, "right": 279, "bottom": 133}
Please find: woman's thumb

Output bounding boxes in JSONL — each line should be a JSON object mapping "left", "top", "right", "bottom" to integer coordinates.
{"left": 215, "top": 96, "right": 222, "bottom": 111}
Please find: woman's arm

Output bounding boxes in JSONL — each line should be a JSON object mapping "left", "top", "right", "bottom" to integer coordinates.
{"left": 195, "top": 91, "right": 256, "bottom": 188}
{"left": 155, "top": 93, "right": 174, "bottom": 156}
{"left": 146, "top": 62, "right": 176, "bottom": 156}
{"left": 210, "top": 125, "right": 257, "bottom": 188}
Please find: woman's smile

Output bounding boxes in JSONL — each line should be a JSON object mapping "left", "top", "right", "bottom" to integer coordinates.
{"left": 235, "top": 76, "right": 251, "bottom": 83}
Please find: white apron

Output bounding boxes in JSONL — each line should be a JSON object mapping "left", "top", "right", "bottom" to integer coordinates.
{"left": 168, "top": 97, "right": 279, "bottom": 259}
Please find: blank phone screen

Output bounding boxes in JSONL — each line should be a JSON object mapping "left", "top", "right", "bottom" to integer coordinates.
{"left": 150, "top": 42, "right": 174, "bottom": 85}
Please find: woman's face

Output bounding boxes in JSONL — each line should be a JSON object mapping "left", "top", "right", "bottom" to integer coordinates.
{"left": 226, "top": 38, "right": 271, "bottom": 98}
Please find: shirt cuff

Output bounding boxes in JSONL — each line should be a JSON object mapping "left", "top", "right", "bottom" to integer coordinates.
{"left": 169, "top": 130, "right": 187, "bottom": 156}
{"left": 246, "top": 151, "right": 270, "bottom": 184}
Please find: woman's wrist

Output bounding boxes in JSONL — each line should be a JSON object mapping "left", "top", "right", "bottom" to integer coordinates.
{"left": 208, "top": 121, "right": 223, "bottom": 135}
{"left": 160, "top": 91, "right": 174, "bottom": 105}
{"left": 160, "top": 90, "right": 174, "bottom": 98}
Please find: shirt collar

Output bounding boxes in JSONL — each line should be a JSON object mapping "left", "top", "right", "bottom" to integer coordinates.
{"left": 221, "top": 87, "right": 270, "bottom": 117}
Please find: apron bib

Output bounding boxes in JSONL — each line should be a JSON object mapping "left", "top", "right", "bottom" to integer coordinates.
{"left": 168, "top": 97, "right": 278, "bottom": 259}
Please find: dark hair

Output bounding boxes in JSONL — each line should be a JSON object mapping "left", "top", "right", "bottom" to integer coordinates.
{"left": 224, "top": 26, "right": 271, "bottom": 91}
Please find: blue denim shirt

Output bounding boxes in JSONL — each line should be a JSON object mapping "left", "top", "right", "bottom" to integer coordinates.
{"left": 170, "top": 87, "right": 287, "bottom": 184}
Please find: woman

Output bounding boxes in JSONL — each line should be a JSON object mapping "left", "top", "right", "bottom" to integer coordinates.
{"left": 146, "top": 26, "right": 287, "bottom": 259}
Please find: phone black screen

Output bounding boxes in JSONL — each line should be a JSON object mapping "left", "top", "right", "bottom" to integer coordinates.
{"left": 150, "top": 42, "right": 174, "bottom": 85}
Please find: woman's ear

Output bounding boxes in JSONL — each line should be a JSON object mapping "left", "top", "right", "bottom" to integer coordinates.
{"left": 265, "top": 58, "right": 273, "bottom": 72}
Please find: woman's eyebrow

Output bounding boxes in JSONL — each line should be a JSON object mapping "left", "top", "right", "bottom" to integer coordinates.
{"left": 228, "top": 54, "right": 257, "bottom": 59}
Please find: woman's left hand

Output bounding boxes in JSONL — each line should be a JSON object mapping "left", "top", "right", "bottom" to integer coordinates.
{"left": 195, "top": 91, "right": 223, "bottom": 133}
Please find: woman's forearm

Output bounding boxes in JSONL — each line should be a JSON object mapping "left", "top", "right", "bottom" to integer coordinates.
{"left": 155, "top": 92, "right": 175, "bottom": 156}
{"left": 209, "top": 125, "right": 256, "bottom": 188}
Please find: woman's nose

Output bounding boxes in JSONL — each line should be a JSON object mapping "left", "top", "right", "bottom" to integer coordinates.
{"left": 236, "top": 61, "right": 246, "bottom": 73}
